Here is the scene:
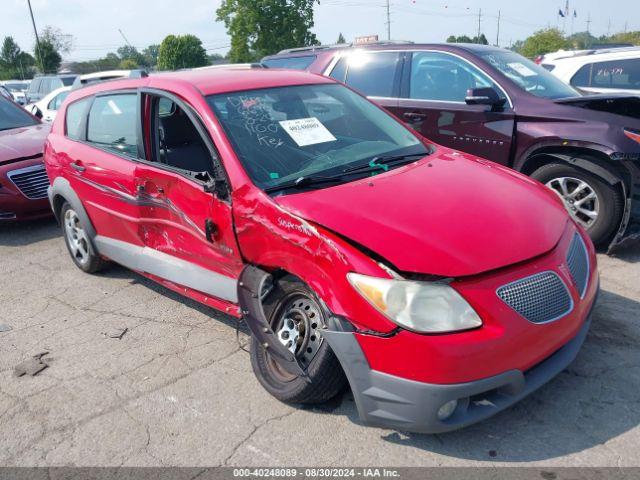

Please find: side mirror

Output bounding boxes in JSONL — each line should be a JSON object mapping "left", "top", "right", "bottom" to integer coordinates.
{"left": 32, "top": 106, "right": 43, "bottom": 119}
{"left": 465, "top": 87, "right": 506, "bottom": 109}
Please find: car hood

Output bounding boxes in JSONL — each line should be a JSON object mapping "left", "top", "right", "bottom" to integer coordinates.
{"left": 555, "top": 94, "right": 640, "bottom": 120}
{"left": 275, "top": 150, "right": 569, "bottom": 277}
{"left": 0, "top": 123, "right": 50, "bottom": 164}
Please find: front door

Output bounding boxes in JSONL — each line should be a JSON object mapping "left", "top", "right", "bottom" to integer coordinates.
{"left": 397, "top": 50, "right": 515, "bottom": 165}
{"left": 134, "top": 91, "right": 243, "bottom": 303}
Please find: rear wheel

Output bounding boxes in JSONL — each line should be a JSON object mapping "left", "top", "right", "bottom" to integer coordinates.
{"left": 250, "top": 277, "right": 347, "bottom": 404}
{"left": 531, "top": 162, "right": 624, "bottom": 246}
{"left": 61, "top": 202, "right": 106, "bottom": 273}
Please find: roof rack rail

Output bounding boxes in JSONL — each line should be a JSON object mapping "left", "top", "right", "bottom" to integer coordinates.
{"left": 276, "top": 40, "right": 414, "bottom": 55}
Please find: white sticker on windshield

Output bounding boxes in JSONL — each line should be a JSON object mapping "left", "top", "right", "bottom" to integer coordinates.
{"left": 507, "top": 62, "right": 537, "bottom": 77}
{"left": 279, "top": 117, "right": 337, "bottom": 147}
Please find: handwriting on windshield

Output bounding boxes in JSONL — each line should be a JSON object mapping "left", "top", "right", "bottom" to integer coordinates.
{"left": 227, "top": 96, "right": 284, "bottom": 148}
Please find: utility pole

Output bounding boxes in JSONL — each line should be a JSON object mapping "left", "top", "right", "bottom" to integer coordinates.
{"left": 607, "top": 18, "right": 611, "bottom": 36}
{"left": 385, "top": 0, "right": 391, "bottom": 41}
{"left": 26, "top": 0, "right": 44, "bottom": 73}
{"left": 477, "top": 8, "right": 482, "bottom": 43}
{"left": 586, "top": 12, "right": 591, "bottom": 34}
{"left": 118, "top": 29, "right": 133, "bottom": 48}
{"left": 496, "top": 10, "right": 501, "bottom": 47}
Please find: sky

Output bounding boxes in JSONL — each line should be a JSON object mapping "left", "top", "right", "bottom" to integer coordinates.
{"left": 1, "top": 0, "right": 637, "bottom": 62}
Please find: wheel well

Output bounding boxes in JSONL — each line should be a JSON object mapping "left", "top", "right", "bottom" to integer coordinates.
{"left": 51, "top": 193, "right": 67, "bottom": 223}
{"left": 520, "top": 147, "right": 631, "bottom": 197}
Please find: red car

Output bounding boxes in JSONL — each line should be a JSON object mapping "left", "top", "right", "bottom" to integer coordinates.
{"left": 44, "top": 67, "right": 598, "bottom": 433}
{"left": 0, "top": 96, "right": 52, "bottom": 220}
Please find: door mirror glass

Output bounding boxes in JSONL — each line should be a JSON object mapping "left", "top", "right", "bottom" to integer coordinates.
{"left": 465, "top": 87, "right": 506, "bottom": 108}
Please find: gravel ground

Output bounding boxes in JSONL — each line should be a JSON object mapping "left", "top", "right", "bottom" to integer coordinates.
{"left": 0, "top": 218, "right": 639, "bottom": 467}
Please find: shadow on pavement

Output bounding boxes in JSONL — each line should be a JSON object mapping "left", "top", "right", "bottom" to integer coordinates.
{"left": 0, "top": 217, "right": 58, "bottom": 246}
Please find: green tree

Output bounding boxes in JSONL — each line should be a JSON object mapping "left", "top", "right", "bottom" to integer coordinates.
{"left": 0, "top": 37, "right": 35, "bottom": 79}
{"left": 566, "top": 31, "right": 598, "bottom": 50}
{"left": 157, "top": 34, "right": 208, "bottom": 70}
{"left": 607, "top": 31, "right": 640, "bottom": 46}
{"left": 446, "top": 35, "right": 473, "bottom": 43}
{"left": 142, "top": 44, "right": 160, "bottom": 67}
{"left": 216, "top": 0, "right": 320, "bottom": 63}
{"left": 117, "top": 45, "right": 145, "bottom": 67}
{"left": 519, "top": 28, "right": 569, "bottom": 58}
{"left": 119, "top": 58, "right": 138, "bottom": 69}
{"left": 337, "top": 32, "right": 346, "bottom": 44}
{"left": 36, "top": 39, "right": 62, "bottom": 73}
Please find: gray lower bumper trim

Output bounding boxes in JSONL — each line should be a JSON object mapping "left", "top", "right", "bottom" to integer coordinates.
{"left": 323, "top": 303, "right": 594, "bottom": 434}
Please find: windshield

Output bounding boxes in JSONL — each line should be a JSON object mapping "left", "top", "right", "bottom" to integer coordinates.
{"left": 480, "top": 51, "right": 580, "bottom": 99}
{"left": 5, "top": 83, "right": 28, "bottom": 92}
{"left": 207, "top": 83, "right": 426, "bottom": 191}
{"left": 0, "top": 97, "right": 38, "bottom": 131}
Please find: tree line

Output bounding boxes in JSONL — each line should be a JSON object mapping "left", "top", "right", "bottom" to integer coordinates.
{"left": 2, "top": 0, "right": 638, "bottom": 80}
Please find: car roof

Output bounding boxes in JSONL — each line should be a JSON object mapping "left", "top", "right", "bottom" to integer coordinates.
{"left": 544, "top": 46, "right": 640, "bottom": 65}
{"left": 266, "top": 42, "right": 505, "bottom": 58}
{"left": 65, "top": 66, "right": 335, "bottom": 101}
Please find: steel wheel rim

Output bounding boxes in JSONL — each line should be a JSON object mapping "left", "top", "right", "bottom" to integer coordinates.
{"left": 546, "top": 176, "right": 600, "bottom": 229}
{"left": 64, "top": 209, "right": 90, "bottom": 266}
{"left": 267, "top": 292, "right": 324, "bottom": 381}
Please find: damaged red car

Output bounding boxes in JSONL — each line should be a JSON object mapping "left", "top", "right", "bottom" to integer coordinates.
{"left": 44, "top": 67, "right": 599, "bottom": 433}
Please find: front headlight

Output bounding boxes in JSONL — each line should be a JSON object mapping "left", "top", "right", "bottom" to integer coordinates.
{"left": 347, "top": 273, "right": 482, "bottom": 333}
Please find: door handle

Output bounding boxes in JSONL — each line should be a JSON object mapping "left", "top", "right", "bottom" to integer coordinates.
{"left": 403, "top": 112, "right": 428, "bottom": 123}
{"left": 205, "top": 218, "right": 218, "bottom": 243}
{"left": 70, "top": 161, "right": 85, "bottom": 173}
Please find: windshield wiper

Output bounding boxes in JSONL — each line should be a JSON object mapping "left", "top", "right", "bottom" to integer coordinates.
{"left": 264, "top": 173, "right": 352, "bottom": 194}
{"left": 342, "top": 152, "right": 428, "bottom": 174}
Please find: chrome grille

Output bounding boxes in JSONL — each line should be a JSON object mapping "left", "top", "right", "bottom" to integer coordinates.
{"left": 566, "top": 233, "right": 589, "bottom": 298}
{"left": 497, "top": 271, "right": 572, "bottom": 324}
{"left": 7, "top": 164, "right": 49, "bottom": 200}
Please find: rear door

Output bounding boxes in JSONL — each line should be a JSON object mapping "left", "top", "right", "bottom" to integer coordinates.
{"left": 63, "top": 92, "right": 142, "bottom": 247}
{"left": 396, "top": 50, "right": 515, "bottom": 164}
{"left": 132, "top": 90, "right": 243, "bottom": 303}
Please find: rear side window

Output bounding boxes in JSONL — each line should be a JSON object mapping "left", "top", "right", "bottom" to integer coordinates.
{"left": 28, "top": 78, "right": 40, "bottom": 94}
{"left": 60, "top": 76, "right": 76, "bottom": 86}
{"left": 87, "top": 94, "right": 138, "bottom": 156}
{"left": 591, "top": 58, "right": 640, "bottom": 90}
{"left": 65, "top": 98, "right": 91, "bottom": 140}
{"left": 329, "top": 57, "right": 348, "bottom": 82}
{"left": 343, "top": 51, "right": 401, "bottom": 98}
{"left": 262, "top": 56, "right": 316, "bottom": 70}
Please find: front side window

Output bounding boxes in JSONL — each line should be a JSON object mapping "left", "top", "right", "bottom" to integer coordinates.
{"left": 262, "top": 56, "right": 316, "bottom": 70}
{"left": 342, "top": 51, "right": 401, "bottom": 97}
{"left": 207, "top": 83, "right": 425, "bottom": 191}
{"left": 409, "top": 51, "right": 501, "bottom": 102}
{"left": 591, "top": 58, "right": 640, "bottom": 90}
{"left": 480, "top": 50, "right": 578, "bottom": 99}
{"left": 570, "top": 64, "right": 592, "bottom": 88}
{"left": 0, "top": 96, "right": 39, "bottom": 131}
{"left": 87, "top": 94, "right": 138, "bottom": 157}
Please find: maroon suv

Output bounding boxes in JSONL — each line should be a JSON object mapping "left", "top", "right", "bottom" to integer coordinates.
{"left": 0, "top": 96, "right": 51, "bottom": 221}
{"left": 263, "top": 43, "right": 640, "bottom": 249}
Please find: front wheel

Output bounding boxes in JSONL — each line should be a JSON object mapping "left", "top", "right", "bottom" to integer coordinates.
{"left": 250, "top": 277, "right": 347, "bottom": 404}
{"left": 531, "top": 162, "right": 624, "bottom": 246}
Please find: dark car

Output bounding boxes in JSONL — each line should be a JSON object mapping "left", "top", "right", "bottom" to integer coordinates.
{"left": 0, "top": 96, "right": 52, "bottom": 220}
{"left": 26, "top": 74, "right": 77, "bottom": 104}
{"left": 263, "top": 43, "right": 640, "bottom": 249}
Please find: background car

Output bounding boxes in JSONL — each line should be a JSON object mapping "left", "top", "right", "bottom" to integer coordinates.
{"left": 26, "top": 86, "right": 71, "bottom": 123}
{"left": 0, "top": 95, "right": 52, "bottom": 220}
{"left": 263, "top": 42, "right": 640, "bottom": 249}
{"left": 26, "top": 74, "right": 77, "bottom": 103}
{"left": 541, "top": 46, "right": 640, "bottom": 95}
{"left": 71, "top": 70, "right": 141, "bottom": 89}
{"left": 0, "top": 80, "right": 30, "bottom": 105}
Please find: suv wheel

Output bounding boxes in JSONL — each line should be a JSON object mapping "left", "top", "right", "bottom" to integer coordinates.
{"left": 250, "top": 276, "right": 347, "bottom": 404}
{"left": 61, "top": 202, "right": 106, "bottom": 273}
{"left": 531, "top": 162, "right": 624, "bottom": 246}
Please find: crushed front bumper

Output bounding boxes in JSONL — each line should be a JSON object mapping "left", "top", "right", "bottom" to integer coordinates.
{"left": 323, "top": 290, "right": 597, "bottom": 434}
